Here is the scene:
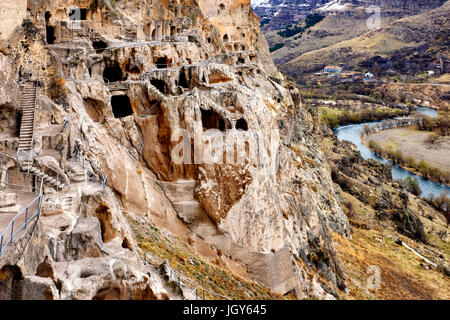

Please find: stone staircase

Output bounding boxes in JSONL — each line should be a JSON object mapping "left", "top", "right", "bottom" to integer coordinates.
{"left": 66, "top": 161, "right": 86, "bottom": 183}
{"left": 61, "top": 196, "right": 73, "bottom": 212}
{"left": 18, "top": 82, "right": 37, "bottom": 153}
{"left": 21, "top": 164, "right": 66, "bottom": 190}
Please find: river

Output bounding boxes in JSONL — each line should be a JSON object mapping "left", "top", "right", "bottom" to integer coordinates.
{"left": 334, "top": 107, "right": 450, "bottom": 198}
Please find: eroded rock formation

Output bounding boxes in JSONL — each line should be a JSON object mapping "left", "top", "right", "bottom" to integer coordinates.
{"left": 0, "top": 0, "right": 350, "bottom": 299}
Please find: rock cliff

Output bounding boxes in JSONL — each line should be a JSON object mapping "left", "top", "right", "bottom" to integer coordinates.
{"left": 0, "top": 0, "right": 350, "bottom": 299}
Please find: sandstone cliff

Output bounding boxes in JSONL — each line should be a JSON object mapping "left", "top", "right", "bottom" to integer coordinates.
{"left": 0, "top": 0, "right": 350, "bottom": 299}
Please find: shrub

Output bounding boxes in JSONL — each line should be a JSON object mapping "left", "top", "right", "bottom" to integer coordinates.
{"left": 426, "top": 191, "right": 450, "bottom": 219}
{"left": 269, "top": 43, "right": 285, "bottom": 52}
{"left": 405, "top": 176, "right": 422, "bottom": 196}
{"left": 405, "top": 156, "right": 416, "bottom": 169}
{"left": 425, "top": 133, "right": 439, "bottom": 145}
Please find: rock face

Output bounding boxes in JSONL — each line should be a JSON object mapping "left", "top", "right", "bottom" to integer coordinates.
{"left": 0, "top": 0, "right": 350, "bottom": 299}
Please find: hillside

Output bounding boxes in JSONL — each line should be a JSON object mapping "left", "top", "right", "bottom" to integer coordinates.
{"left": 276, "top": 1, "right": 450, "bottom": 82}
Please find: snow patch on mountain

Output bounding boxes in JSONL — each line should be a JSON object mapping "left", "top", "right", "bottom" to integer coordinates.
{"left": 317, "top": 0, "right": 351, "bottom": 12}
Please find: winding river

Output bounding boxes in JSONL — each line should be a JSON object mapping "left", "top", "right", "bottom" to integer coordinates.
{"left": 334, "top": 107, "right": 450, "bottom": 198}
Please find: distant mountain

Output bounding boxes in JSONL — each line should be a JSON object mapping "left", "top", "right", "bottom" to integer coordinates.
{"left": 278, "top": 0, "right": 450, "bottom": 82}
{"left": 253, "top": 0, "right": 447, "bottom": 30}
{"left": 252, "top": 0, "right": 327, "bottom": 30}
{"left": 252, "top": 0, "right": 449, "bottom": 82}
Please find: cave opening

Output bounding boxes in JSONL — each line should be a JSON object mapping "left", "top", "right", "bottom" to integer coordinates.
{"left": 111, "top": 95, "right": 133, "bottom": 118}
{"left": 150, "top": 79, "right": 168, "bottom": 94}
{"left": 170, "top": 26, "right": 176, "bottom": 37}
{"left": 155, "top": 57, "right": 170, "bottom": 69}
{"left": 103, "top": 61, "right": 123, "bottom": 83}
{"left": 179, "top": 70, "right": 189, "bottom": 88}
{"left": 151, "top": 29, "right": 157, "bottom": 41}
{"left": 223, "top": 34, "right": 229, "bottom": 42}
{"left": 45, "top": 12, "right": 56, "bottom": 44}
{"left": 236, "top": 118, "right": 248, "bottom": 131}
{"left": 237, "top": 57, "right": 245, "bottom": 64}
{"left": 201, "top": 109, "right": 226, "bottom": 132}
{"left": 93, "top": 40, "right": 107, "bottom": 52}
{"left": 69, "top": 8, "right": 87, "bottom": 20}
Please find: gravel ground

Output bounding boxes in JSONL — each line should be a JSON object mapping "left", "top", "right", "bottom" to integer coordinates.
{"left": 364, "top": 127, "right": 450, "bottom": 172}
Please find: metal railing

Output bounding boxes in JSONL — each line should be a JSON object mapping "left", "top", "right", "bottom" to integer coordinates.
{"left": 73, "top": 144, "right": 108, "bottom": 193}
{"left": 0, "top": 186, "right": 43, "bottom": 256}
{"left": 0, "top": 168, "right": 44, "bottom": 194}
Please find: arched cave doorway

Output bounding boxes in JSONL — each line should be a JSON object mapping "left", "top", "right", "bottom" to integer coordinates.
{"left": 93, "top": 40, "right": 107, "bottom": 53}
{"left": 155, "top": 57, "right": 171, "bottom": 69}
{"left": 223, "top": 34, "right": 229, "bottom": 42}
{"left": 150, "top": 79, "right": 168, "bottom": 94}
{"left": 103, "top": 61, "right": 123, "bottom": 83}
{"left": 236, "top": 118, "right": 248, "bottom": 131}
{"left": 201, "top": 109, "right": 226, "bottom": 132}
{"left": 111, "top": 95, "right": 133, "bottom": 118}
{"left": 45, "top": 12, "right": 56, "bottom": 44}
{"left": 179, "top": 70, "right": 189, "bottom": 89}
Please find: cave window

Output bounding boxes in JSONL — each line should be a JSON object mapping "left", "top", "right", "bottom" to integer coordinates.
{"left": 234, "top": 43, "right": 239, "bottom": 51}
{"left": 155, "top": 57, "right": 170, "bottom": 69}
{"left": 151, "top": 29, "right": 157, "bottom": 41}
{"left": 238, "top": 57, "right": 245, "bottom": 64}
{"left": 46, "top": 26, "right": 56, "bottom": 44}
{"left": 45, "top": 12, "right": 56, "bottom": 44}
{"left": 188, "top": 36, "right": 196, "bottom": 43}
{"left": 201, "top": 109, "right": 226, "bottom": 132}
{"left": 129, "top": 66, "right": 140, "bottom": 74}
{"left": 207, "top": 37, "right": 212, "bottom": 44}
{"left": 220, "top": 4, "right": 225, "bottom": 10}
{"left": 223, "top": 34, "right": 229, "bottom": 42}
{"left": 103, "top": 61, "right": 123, "bottom": 83}
{"left": 69, "top": 8, "right": 87, "bottom": 20}
{"left": 93, "top": 40, "right": 107, "bottom": 52}
{"left": 236, "top": 118, "right": 248, "bottom": 131}
{"left": 170, "top": 26, "right": 176, "bottom": 37}
{"left": 179, "top": 71, "right": 189, "bottom": 88}
{"left": 150, "top": 79, "right": 168, "bottom": 94}
{"left": 111, "top": 95, "right": 133, "bottom": 118}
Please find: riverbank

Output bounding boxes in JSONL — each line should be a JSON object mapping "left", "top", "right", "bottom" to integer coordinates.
{"left": 319, "top": 105, "right": 409, "bottom": 128}
{"left": 362, "top": 127, "right": 450, "bottom": 186}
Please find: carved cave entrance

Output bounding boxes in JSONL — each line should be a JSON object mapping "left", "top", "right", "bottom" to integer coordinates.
{"left": 93, "top": 40, "right": 107, "bottom": 53}
{"left": 112, "top": 95, "right": 133, "bottom": 118}
{"left": 150, "top": 79, "right": 168, "bottom": 94}
{"left": 201, "top": 109, "right": 226, "bottom": 132}
{"left": 236, "top": 118, "right": 248, "bottom": 131}
{"left": 103, "top": 61, "right": 123, "bottom": 83}
{"left": 45, "top": 12, "right": 56, "bottom": 44}
{"left": 155, "top": 57, "right": 171, "bottom": 69}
